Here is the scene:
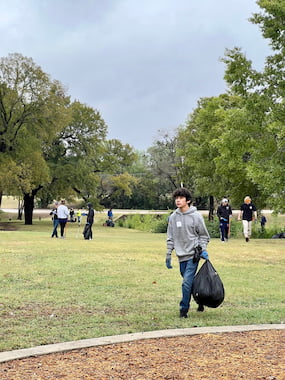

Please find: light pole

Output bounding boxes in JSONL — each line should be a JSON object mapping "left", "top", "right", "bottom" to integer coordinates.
{"left": 180, "top": 156, "right": 185, "bottom": 188}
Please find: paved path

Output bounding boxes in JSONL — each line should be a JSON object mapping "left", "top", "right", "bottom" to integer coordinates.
{"left": 0, "top": 324, "right": 284, "bottom": 363}
{"left": 0, "top": 208, "right": 274, "bottom": 217}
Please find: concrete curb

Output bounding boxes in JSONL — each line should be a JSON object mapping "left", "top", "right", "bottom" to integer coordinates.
{"left": 0, "top": 324, "right": 284, "bottom": 363}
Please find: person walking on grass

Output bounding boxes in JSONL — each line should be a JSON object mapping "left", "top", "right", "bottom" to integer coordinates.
{"left": 238, "top": 196, "right": 257, "bottom": 242}
{"left": 83, "top": 202, "right": 95, "bottom": 240}
{"left": 260, "top": 214, "right": 267, "bottom": 231}
{"left": 57, "top": 199, "right": 69, "bottom": 239}
{"left": 76, "top": 209, "right": 82, "bottom": 225}
{"left": 165, "top": 187, "right": 210, "bottom": 318}
{"left": 107, "top": 207, "right": 113, "bottom": 220}
{"left": 217, "top": 198, "right": 232, "bottom": 242}
{"left": 50, "top": 201, "right": 59, "bottom": 238}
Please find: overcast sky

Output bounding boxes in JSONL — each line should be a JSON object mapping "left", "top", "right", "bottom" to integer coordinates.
{"left": 0, "top": 0, "right": 270, "bottom": 151}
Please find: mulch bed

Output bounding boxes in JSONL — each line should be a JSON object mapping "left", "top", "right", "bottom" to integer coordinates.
{"left": 0, "top": 330, "right": 284, "bottom": 379}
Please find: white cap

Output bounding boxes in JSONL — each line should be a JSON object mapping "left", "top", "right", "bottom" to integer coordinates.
{"left": 222, "top": 198, "right": 228, "bottom": 203}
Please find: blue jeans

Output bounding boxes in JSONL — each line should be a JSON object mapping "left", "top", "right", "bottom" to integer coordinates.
{"left": 219, "top": 220, "right": 229, "bottom": 241}
{"left": 51, "top": 219, "right": 59, "bottom": 237}
{"left": 179, "top": 259, "right": 199, "bottom": 312}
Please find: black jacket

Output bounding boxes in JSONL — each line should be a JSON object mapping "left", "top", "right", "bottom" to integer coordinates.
{"left": 87, "top": 208, "right": 95, "bottom": 224}
{"left": 217, "top": 205, "right": 232, "bottom": 222}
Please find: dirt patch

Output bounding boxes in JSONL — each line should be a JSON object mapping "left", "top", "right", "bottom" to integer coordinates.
{"left": 0, "top": 222, "right": 18, "bottom": 231}
{"left": 0, "top": 330, "right": 284, "bottom": 379}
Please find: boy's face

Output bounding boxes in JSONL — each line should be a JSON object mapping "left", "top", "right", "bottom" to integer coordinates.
{"left": 175, "top": 196, "right": 189, "bottom": 209}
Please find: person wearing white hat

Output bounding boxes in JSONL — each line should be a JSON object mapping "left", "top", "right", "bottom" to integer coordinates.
{"left": 217, "top": 198, "right": 232, "bottom": 242}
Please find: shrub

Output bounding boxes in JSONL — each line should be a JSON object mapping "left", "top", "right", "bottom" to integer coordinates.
{"left": 117, "top": 213, "right": 169, "bottom": 233}
{"left": 117, "top": 213, "right": 284, "bottom": 239}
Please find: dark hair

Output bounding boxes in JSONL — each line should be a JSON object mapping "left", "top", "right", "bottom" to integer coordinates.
{"left": 172, "top": 188, "right": 192, "bottom": 202}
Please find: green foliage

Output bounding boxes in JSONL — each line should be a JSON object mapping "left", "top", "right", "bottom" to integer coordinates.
{"left": 146, "top": 131, "right": 181, "bottom": 190}
{"left": 251, "top": 214, "right": 285, "bottom": 239}
{"left": 117, "top": 213, "right": 284, "bottom": 240}
{"left": 0, "top": 54, "right": 139, "bottom": 215}
{"left": 117, "top": 213, "right": 170, "bottom": 233}
{"left": 0, "top": 53, "right": 71, "bottom": 222}
{"left": 175, "top": 1, "right": 285, "bottom": 213}
{"left": 251, "top": 1, "right": 285, "bottom": 51}
{"left": 220, "top": 1, "right": 285, "bottom": 212}
{"left": 204, "top": 218, "right": 244, "bottom": 239}
{"left": 177, "top": 95, "right": 265, "bottom": 209}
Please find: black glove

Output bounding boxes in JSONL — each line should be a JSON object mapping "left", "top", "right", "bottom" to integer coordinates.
{"left": 193, "top": 245, "right": 202, "bottom": 263}
{"left": 165, "top": 256, "right": 173, "bottom": 269}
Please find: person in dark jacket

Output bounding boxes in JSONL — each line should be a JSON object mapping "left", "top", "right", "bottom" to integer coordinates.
{"left": 260, "top": 215, "right": 267, "bottom": 231}
{"left": 217, "top": 198, "right": 232, "bottom": 242}
{"left": 84, "top": 202, "right": 95, "bottom": 240}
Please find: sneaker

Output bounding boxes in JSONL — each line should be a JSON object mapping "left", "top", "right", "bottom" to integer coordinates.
{"left": 179, "top": 309, "right": 188, "bottom": 318}
{"left": 245, "top": 237, "right": 249, "bottom": 242}
{"left": 197, "top": 305, "right": 204, "bottom": 312}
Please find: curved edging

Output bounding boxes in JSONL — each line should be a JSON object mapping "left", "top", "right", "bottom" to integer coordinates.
{"left": 0, "top": 324, "right": 284, "bottom": 363}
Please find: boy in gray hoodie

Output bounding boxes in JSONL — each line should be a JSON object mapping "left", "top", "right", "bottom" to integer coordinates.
{"left": 166, "top": 188, "right": 210, "bottom": 318}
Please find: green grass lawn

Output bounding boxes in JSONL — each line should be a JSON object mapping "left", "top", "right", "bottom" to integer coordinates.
{"left": 0, "top": 217, "right": 284, "bottom": 352}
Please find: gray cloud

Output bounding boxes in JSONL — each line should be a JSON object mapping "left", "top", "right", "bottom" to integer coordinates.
{"left": 0, "top": 0, "right": 270, "bottom": 150}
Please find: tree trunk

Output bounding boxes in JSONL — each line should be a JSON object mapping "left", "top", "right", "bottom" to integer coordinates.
{"left": 17, "top": 198, "right": 24, "bottom": 220}
{"left": 208, "top": 195, "right": 214, "bottom": 221}
{"left": 24, "top": 193, "right": 34, "bottom": 225}
{"left": 23, "top": 185, "right": 43, "bottom": 225}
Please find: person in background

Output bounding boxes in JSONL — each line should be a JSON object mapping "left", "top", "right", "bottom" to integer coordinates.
{"left": 107, "top": 208, "right": 113, "bottom": 220}
{"left": 69, "top": 208, "right": 75, "bottom": 222}
{"left": 260, "top": 214, "right": 267, "bottom": 231}
{"left": 76, "top": 209, "right": 82, "bottom": 225}
{"left": 50, "top": 201, "right": 59, "bottom": 238}
{"left": 165, "top": 187, "right": 210, "bottom": 318}
{"left": 217, "top": 198, "right": 232, "bottom": 242}
{"left": 57, "top": 200, "right": 69, "bottom": 238}
{"left": 238, "top": 196, "right": 257, "bottom": 242}
{"left": 86, "top": 202, "right": 95, "bottom": 240}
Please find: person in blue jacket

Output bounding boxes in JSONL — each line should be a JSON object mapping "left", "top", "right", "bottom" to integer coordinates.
{"left": 165, "top": 187, "right": 210, "bottom": 318}
{"left": 107, "top": 208, "right": 113, "bottom": 220}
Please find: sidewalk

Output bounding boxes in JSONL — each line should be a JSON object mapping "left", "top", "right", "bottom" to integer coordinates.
{"left": 0, "top": 324, "right": 284, "bottom": 363}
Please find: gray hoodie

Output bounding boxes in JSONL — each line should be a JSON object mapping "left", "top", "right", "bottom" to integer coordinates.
{"left": 166, "top": 206, "right": 210, "bottom": 263}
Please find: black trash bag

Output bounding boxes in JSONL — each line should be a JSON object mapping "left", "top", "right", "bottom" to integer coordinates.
{"left": 106, "top": 219, "right": 115, "bottom": 227}
{"left": 83, "top": 223, "right": 91, "bottom": 240}
{"left": 192, "top": 260, "right": 225, "bottom": 308}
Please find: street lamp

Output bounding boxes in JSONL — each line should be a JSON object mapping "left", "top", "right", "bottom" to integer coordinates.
{"left": 180, "top": 156, "right": 185, "bottom": 188}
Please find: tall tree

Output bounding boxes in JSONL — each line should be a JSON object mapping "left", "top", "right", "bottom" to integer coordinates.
{"left": 0, "top": 53, "right": 70, "bottom": 223}
{"left": 147, "top": 131, "right": 182, "bottom": 190}
{"left": 222, "top": 0, "right": 285, "bottom": 211}
{"left": 41, "top": 101, "right": 138, "bottom": 209}
{"left": 177, "top": 94, "right": 263, "bottom": 212}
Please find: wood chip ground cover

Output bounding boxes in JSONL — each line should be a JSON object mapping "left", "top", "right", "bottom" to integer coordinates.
{"left": 0, "top": 330, "right": 284, "bottom": 379}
